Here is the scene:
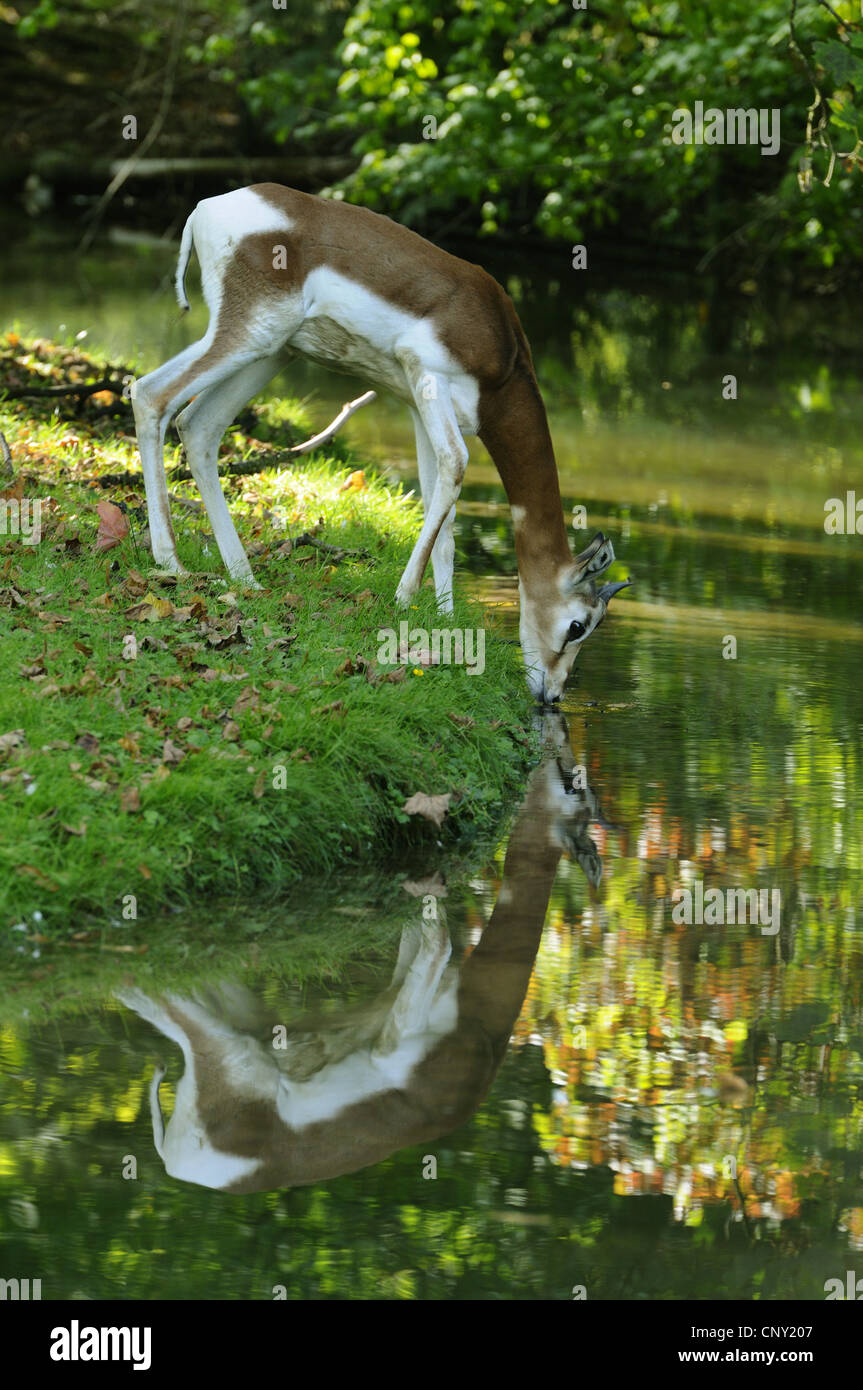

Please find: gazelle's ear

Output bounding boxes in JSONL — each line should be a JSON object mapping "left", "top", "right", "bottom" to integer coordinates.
{"left": 563, "top": 532, "right": 615, "bottom": 593}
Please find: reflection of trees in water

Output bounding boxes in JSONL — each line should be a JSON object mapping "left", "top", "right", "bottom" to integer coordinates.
{"left": 514, "top": 768, "right": 863, "bottom": 1233}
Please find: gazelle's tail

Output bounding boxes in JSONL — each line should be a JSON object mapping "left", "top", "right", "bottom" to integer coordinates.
{"left": 175, "top": 211, "right": 196, "bottom": 312}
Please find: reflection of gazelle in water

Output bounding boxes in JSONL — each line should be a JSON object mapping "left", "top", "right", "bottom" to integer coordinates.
{"left": 116, "top": 715, "right": 604, "bottom": 1192}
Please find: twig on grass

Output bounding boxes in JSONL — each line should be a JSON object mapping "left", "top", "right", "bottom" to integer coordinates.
{"left": 2, "top": 378, "right": 129, "bottom": 401}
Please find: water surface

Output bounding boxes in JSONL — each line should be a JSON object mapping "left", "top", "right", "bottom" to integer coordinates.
{"left": 1, "top": 231, "right": 861, "bottom": 1299}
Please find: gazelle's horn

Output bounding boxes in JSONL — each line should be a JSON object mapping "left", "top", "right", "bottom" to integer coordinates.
{"left": 598, "top": 578, "right": 632, "bottom": 603}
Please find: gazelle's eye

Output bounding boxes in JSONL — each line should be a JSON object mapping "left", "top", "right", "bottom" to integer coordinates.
{"left": 567, "top": 619, "right": 587, "bottom": 642}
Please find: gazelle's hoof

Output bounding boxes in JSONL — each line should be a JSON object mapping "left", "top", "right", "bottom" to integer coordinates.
{"left": 154, "top": 558, "right": 189, "bottom": 577}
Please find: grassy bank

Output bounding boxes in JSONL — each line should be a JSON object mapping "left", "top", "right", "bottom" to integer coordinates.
{"left": 0, "top": 333, "right": 533, "bottom": 932}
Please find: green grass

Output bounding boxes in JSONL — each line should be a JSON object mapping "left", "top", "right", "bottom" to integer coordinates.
{"left": 0, "top": 334, "right": 534, "bottom": 932}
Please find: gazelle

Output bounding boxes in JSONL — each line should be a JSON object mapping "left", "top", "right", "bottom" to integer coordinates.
{"left": 131, "top": 184, "right": 630, "bottom": 702}
{"left": 115, "top": 714, "right": 603, "bottom": 1192}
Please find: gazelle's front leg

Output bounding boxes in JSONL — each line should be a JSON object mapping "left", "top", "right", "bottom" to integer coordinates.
{"left": 411, "top": 409, "right": 455, "bottom": 612}
{"left": 372, "top": 919, "right": 452, "bottom": 1058}
{"left": 396, "top": 354, "right": 467, "bottom": 606}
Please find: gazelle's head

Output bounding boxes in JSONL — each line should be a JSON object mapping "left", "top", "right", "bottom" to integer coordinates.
{"left": 520, "top": 532, "right": 631, "bottom": 704}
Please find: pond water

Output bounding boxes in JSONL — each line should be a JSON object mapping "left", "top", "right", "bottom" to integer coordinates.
{"left": 1, "top": 226, "right": 862, "bottom": 1300}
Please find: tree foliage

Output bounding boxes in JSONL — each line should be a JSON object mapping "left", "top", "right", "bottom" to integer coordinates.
{"left": 204, "top": 0, "right": 863, "bottom": 272}
{"left": 8, "top": 0, "right": 863, "bottom": 274}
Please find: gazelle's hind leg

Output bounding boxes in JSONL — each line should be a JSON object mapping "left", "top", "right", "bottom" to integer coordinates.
{"left": 395, "top": 353, "right": 468, "bottom": 605}
{"left": 131, "top": 339, "right": 278, "bottom": 574}
{"left": 411, "top": 408, "right": 456, "bottom": 612}
{"left": 131, "top": 341, "right": 210, "bottom": 573}
{"left": 174, "top": 352, "right": 286, "bottom": 585}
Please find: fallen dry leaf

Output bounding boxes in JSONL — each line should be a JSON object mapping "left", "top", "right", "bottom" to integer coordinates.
{"left": 161, "top": 738, "right": 185, "bottom": 764}
{"left": 402, "top": 792, "right": 452, "bottom": 828}
{"left": 398, "top": 641, "right": 440, "bottom": 667}
{"left": 122, "top": 570, "right": 148, "bottom": 598}
{"left": 16, "top": 865, "right": 59, "bottom": 891}
{"left": 311, "top": 700, "right": 345, "bottom": 717}
{"left": 232, "top": 686, "right": 260, "bottom": 717}
{"left": 207, "top": 621, "right": 244, "bottom": 650}
{"left": 94, "top": 500, "right": 129, "bottom": 553}
{"left": 0, "top": 729, "right": 27, "bottom": 755}
{"left": 126, "top": 591, "right": 175, "bottom": 621}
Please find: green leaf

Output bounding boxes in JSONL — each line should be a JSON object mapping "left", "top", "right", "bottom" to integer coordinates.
{"left": 812, "top": 39, "right": 863, "bottom": 88}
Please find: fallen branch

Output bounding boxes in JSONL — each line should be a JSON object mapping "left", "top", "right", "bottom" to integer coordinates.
{"left": 288, "top": 390, "right": 376, "bottom": 455}
{"left": 294, "top": 536, "right": 372, "bottom": 562}
{"left": 279, "top": 529, "right": 371, "bottom": 563}
{"left": 2, "top": 378, "right": 129, "bottom": 400}
{"left": 170, "top": 492, "right": 202, "bottom": 513}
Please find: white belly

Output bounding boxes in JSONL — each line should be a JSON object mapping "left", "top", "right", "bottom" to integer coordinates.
{"left": 290, "top": 315, "right": 414, "bottom": 401}
{"left": 287, "top": 266, "right": 480, "bottom": 433}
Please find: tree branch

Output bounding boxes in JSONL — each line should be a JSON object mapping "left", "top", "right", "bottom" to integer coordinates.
{"left": 1, "top": 378, "right": 128, "bottom": 400}
{"left": 288, "top": 390, "right": 376, "bottom": 455}
{"left": 813, "top": 0, "right": 859, "bottom": 31}
{"left": 77, "top": 0, "right": 190, "bottom": 252}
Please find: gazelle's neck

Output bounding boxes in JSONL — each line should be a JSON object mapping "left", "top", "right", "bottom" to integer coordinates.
{"left": 478, "top": 352, "right": 571, "bottom": 584}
